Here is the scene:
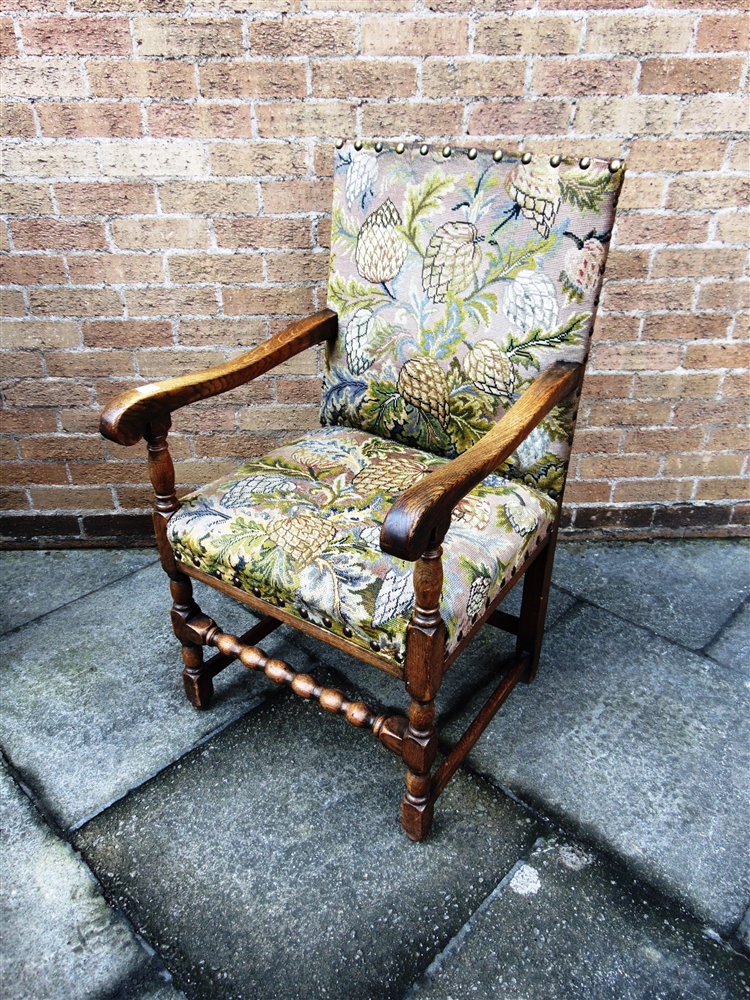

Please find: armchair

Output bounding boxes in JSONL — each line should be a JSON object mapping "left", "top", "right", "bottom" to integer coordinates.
{"left": 102, "top": 140, "right": 624, "bottom": 840}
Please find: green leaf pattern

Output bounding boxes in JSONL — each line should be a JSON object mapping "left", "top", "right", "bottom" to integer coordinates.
{"left": 324, "top": 142, "right": 623, "bottom": 496}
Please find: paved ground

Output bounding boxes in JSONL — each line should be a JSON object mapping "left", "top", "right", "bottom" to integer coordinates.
{"left": 1, "top": 541, "right": 748, "bottom": 1000}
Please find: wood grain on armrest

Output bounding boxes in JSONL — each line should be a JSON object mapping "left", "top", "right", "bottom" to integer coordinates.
{"left": 380, "top": 360, "right": 583, "bottom": 561}
{"left": 100, "top": 309, "right": 337, "bottom": 446}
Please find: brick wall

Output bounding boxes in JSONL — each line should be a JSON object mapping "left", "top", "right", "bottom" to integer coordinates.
{"left": 1, "top": 0, "right": 748, "bottom": 547}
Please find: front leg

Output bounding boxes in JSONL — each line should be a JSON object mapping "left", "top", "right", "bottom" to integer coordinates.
{"left": 401, "top": 533, "right": 446, "bottom": 841}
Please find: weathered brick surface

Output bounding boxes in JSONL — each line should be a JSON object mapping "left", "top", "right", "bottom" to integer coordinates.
{"left": 1, "top": 5, "right": 747, "bottom": 540}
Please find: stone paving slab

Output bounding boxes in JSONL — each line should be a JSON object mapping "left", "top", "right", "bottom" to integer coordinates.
{"left": 0, "top": 563, "right": 315, "bottom": 832}
{"left": 410, "top": 837, "right": 750, "bottom": 1000}
{"left": 0, "top": 760, "right": 184, "bottom": 1000}
{"left": 552, "top": 539, "right": 750, "bottom": 650}
{"left": 0, "top": 548, "right": 157, "bottom": 635}
{"left": 707, "top": 600, "right": 750, "bottom": 677}
{"left": 442, "top": 602, "right": 750, "bottom": 937}
{"left": 73, "top": 693, "right": 542, "bottom": 1000}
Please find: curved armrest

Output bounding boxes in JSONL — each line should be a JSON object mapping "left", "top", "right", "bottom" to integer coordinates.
{"left": 380, "top": 360, "right": 583, "bottom": 561}
{"left": 100, "top": 309, "right": 338, "bottom": 446}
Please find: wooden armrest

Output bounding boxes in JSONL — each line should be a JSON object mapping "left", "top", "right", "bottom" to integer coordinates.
{"left": 380, "top": 360, "right": 583, "bottom": 561}
{"left": 100, "top": 309, "right": 337, "bottom": 446}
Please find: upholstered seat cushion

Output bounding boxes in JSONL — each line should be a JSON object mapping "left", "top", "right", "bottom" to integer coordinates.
{"left": 167, "top": 426, "right": 557, "bottom": 663}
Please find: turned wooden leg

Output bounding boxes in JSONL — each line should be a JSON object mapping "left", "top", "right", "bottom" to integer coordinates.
{"left": 401, "top": 531, "right": 446, "bottom": 841}
{"left": 516, "top": 515, "right": 561, "bottom": 683}
{"left": 170, "top": 574, "right": 214, "bottom": 709}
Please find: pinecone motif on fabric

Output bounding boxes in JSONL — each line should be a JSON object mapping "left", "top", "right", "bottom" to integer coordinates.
{"left": 503, "top": 269, "right": 559, "bottom": 334}
{"left": 371, "top": 569, "right": 414, "bottom": 627}
{"left": 345, "top": 150, "right": 379, "bottom": 210}
{"left": 506, "top": 160, "right": 562, "bottom": 238}
{"left": 352, "top": 457, "right": 428, "bottom": 497}
{"left": 462, "top": 339, "right": 516, "bottom": 400}
{"left": 452, "top": 495, "right": 491, "bottom": 531}
{"left": 503, "top": 497, "right": 538, "bottom": 537}
{"left": 266, "top": 513, "right": 336, "bottom": 570}
{"left": 422, "top": 222, "right": 482, "bottom": 303}
{"left": 467, "top": 575, "right": 491, "bottom": 620}
{"left": 355, "top": 199, "right": 407, "bottom": 284}
{"left": 560, "top": 238, "right": 606, "bottom": 302}
{"left": 397, "top": 357, "right": 451, "bottom": 429}
{"left": 344, "top": 308, "right": 376, "bottom": 375}
{"left": 221, "top": 474, "right": 295, "bottom": 508}
{"left": 515, "top": 425, "right": 552, "bottom": 470}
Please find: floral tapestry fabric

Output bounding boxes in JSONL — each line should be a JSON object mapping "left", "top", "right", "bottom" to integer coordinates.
{"left": 323, "top": 142, "right": 624, "bottom": 498}
{"left": 167, "top": 426, "right": 557, "bottom": 663}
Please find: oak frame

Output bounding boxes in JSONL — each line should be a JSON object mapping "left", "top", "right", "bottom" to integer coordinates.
{"left": 101, "top": 308, "right": 583, "bottom": 841}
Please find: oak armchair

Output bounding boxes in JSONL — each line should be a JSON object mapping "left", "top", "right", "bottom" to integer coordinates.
{"left": 102, "top": 141, "right": 624, "bottom": 840}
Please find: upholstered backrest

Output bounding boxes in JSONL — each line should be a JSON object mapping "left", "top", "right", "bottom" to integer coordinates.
{"left": 323, "top": 140, "right": 624, "bottom": 498}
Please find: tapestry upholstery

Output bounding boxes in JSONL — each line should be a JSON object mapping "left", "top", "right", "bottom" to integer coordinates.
{"left": 323, "top": 141, "right": 624, "bottom": 498}
{"left": 167, "top": 427, "right": 557, "bottom": 662}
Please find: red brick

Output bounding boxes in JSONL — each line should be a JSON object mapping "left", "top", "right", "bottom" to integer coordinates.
{"left": 698, "top": 280, "right": 750, "bottom": 310}
{"left": 11, "top": 219, "right": 107, "bottom": 252}
{"left": 696, "top": 478, "right": 750, "bottom": 502}
{"left": 0, "top": 256, "right": 67, "bottom": 285}
{"left": 640, "top": 57, "right": 744, "bottom": 95}
{"left": 45, "top": 349, "right": 134, "bottom": 378}
{"left": 469, "top": 100, "right": 571, "bottom": 137}
{"left": 422, "top": 59, "right": 525, "bottom": 99}
{"left": 83, "top": 320, "right": 173, "bottom": 348}
{"left": 22, "top": 17, "right": 132, "bottom": 56}
{"left": 641, "top": 313, "right": 731, "bottom": 341}
{"left": 87, "top": 59, "right": 196, "bottom": 99}
{"left": 148, "top": 104, "right": 253, "bottom": 140}
{"left": 30, "top": 486, "right": 113, "bottom": 510}
{"left": 262, "top": 180, "right": 332, "bottom": 215}
{"left": 563, "top": 480, "right": 612, "bottom": 504}
{"left": 209, "top": 142, "right": 309, "bottom": 178}
{"left": 592, "top": 314, "right": 641, "bottom": 342}
{"left": 200, "top": 61, "right": 306, "bottom": 99}
{"left": 579, "top": 454, "right": 661, "bottom": 478}
{"left": 256, "top": 102, "right": 355, "bottom": 140}
{"left": 0, "top": 409, "right": 58, "bottom": 434}
{"left": 0, "top": 16, "right": 15, "bottom": 55}
{"left": 215, "top": 218, "right": 311, "bottom": 250}
{"left": 19, "top": 434, "right": 103, "bottom": 463}
{"left": 177, "top": 318, "right": 266, "bottom": 348}
{"left": 0, "top": 351, "right": 45, "bottom": 378}
{"left": 594, "top": 342, "right": 682, "bottom": 371}
{"left": 1, "top": 320, "right": 79, "bottom": 350}
{"left": 0, "top": 183, "right": 53, "bottom": 215}
{"left": 475, "top": 15, "right": 581, "bottom": 55}
{"left": 684, "top": 342, "right": 750, "bottom": 369}
{"left": 54, "top": 182, "right": 156, "bottom": 215}
{"left": 111, "top": 218, "right": 211, "bottom": 251}
{"left": 3, "top": 379, "right": 93, "bottom": 407}
{"left": 602, "top": 280, "right": 695, "bottom": 312}
{"left": 124, "top": 288, "right": 218, "bottom": 317}
{"left": 652, "top": 248, "right": 743, "bottom": 279}
{"left": 666, "top": 453, "right": 745, "bottom": 477}
{"left": 67, "top": 254, "right": 164, "bottom": 285}
{"left": 624, "top": 428, "right": 704, "bottom": 453}
{"left": 666, "top": 175, "right": 749, "bottom": 210}
{"left": 168, "top": 254, "right": 264, "bottom": 284}
{"left": 722, "top": 372, "right": 750, "bottom": 398}
{"left": 223, "top": 286, "right": 315, "bottom": 316}
{"left": 0, "top": 103, "right": 36, "bottom": 138}
{"left": 627, "top": 138, "right": 727, "bottom": 172}
{"left": 248, "top": 17, "right": 356, "bottom": 56}
{"left": 605, "top": 249, "right": 649, "bottom": 281}
{"left": 265, "top": 251, "right": 328, "bottom": 283}
{"left": 313, "top": 59, "right": 416, "bottom": 99}
{"left": 361, "top": 16, "right": 468, "bottom": 56}
{"left": 614, "top": 479, "right": 694, "bottom": 503}
{"left": 0, "top": 290, "right": 26, "bottom": 317}
{"left": 695, "top": 14, "right": 749, "bottom": 51}
{"left": 1, "top": 461, "right": 69, "bottom": 486}
{"left": 361, "top": 103, "right": 465, "bottom": 139}
{"left": 135, "top": 17, "right": 242, "bottom": 58}
{"left": 533, "top": 58, "right": 637, "bottom": 96}
{"left": 615, "top": 213, "right": 711, "bottom": 246}
{"left": 37, "top": 102, "right": 142, "bottom": 138}
{"left": 28, "top": 288, "right": 122, "bottom": 317}
{"left": 633, "top": 373, "right": 721, "bottom": 399}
